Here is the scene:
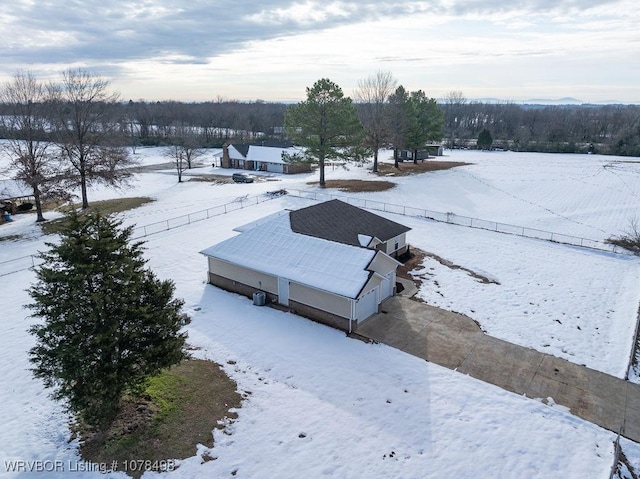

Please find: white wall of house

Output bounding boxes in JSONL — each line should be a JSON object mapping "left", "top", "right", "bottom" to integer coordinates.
{"left": 384, "top": 233, "right": 407, "bottom": 255}
{"left": 208, "top": 257, "right": 278, "bottom": 294}
{"left": 289, "top": 282, "right": 353, "bottom": 319}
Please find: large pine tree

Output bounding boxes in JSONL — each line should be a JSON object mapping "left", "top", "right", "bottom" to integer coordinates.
{"left": 27, "top": 211, "right": 186, "bottom": 426}
{"left": 284, "top": 78, "right": 364, "bottom": 187}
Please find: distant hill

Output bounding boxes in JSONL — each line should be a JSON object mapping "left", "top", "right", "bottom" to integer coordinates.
{"left": 444, "top": 97, "right": 639, "bottom": 106}
{"left": 468, "top": 97, "right": 583, "bottom": 105}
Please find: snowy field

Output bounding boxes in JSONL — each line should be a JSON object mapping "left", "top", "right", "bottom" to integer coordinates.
{"left": 2, "top": 147, "right": 640, "bottom": 477}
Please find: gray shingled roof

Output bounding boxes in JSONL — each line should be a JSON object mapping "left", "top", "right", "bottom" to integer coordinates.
{"left": 289, "top": 199, "right": 410, "bottom": 246}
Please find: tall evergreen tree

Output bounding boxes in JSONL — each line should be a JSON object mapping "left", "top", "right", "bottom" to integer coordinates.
{"left": 387, "top": 86, "right": 415, "bottom": 168}
{"left": 284, "top": 78, "right": 364, "bottom": 187}
{"left": 27, "top": 211, "right": 186, "bottom": 426}
{"left": 406, "top": 90, "right": 444, "bottom": 163}
{"left": 477, "top": 128, "right": 494, "bottom": 150}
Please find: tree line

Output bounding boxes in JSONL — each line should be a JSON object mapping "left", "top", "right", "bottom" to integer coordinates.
{"left": 441, "top": 91, "right": 640, "bottom": 156}
{"left": 0, "top": 70, "right": 137, "bottom": 221}
{"left": 2, "top": 69, "right": 639, "bottom": 220}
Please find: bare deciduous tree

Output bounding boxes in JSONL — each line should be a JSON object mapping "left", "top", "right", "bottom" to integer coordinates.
{"left": 164, "top": 123, "right": 205, "bottom": 182}
{"left": 443, "top": 90, "right": 467, "bottom": 149}
{"left": 0, "top": 71, "right": 62, "bottom": 222}
{"left": 48, "top": 69, "right": 136, "bottom": 209}
{"left": 355, "top": 71, "right": 397, "bottom": 172}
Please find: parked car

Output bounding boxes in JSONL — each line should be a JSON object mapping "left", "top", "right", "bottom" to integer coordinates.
{"left": 232, "top": 173, "right": 254, "bottom": 183}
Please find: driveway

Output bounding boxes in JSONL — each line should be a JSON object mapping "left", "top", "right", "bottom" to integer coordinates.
{"left": 357, "top": 295, "right": 640, "bottom": 443}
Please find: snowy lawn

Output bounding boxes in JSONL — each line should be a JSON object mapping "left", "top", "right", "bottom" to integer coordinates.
{"left": 403, "top": 217, "right": 640, "bottom": 378}
{"left": 2, "top": 147, "right": 640, "bottom": 477}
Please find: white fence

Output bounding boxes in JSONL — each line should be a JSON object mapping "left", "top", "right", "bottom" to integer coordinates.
{"left": 284, "top": 189, "right": 622, "bottom": 254}
{"left": 0, "top": 192, "right": 283, "bottom": 277}
{"left": 0, "top": 188, "right": 628, "bottom": 277}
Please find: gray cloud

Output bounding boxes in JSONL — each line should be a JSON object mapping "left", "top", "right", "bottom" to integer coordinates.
{"left": 0, "top": 0, "right": 622, "bottom": 67}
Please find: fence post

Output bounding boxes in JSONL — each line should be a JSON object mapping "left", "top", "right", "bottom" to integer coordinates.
{"left": 609, "top": 427, "right": 623, "bottom": 479}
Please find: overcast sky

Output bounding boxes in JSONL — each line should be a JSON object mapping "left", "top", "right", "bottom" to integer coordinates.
{"left": 1, "top": 1, "right": 638, "bottom": 103}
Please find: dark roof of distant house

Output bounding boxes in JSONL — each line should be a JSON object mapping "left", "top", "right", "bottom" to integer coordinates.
{"left": 289, "top": 199, "right": 410, "bottom": 246}
{"left": 231, "top": 144, "right": 250, "bottom": 157}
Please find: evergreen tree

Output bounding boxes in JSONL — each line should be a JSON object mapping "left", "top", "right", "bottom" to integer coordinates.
{"left": 477, "top": 128, "right": 494, "bottom": 150}
{"left": 406, "top": 90, "right": 444, "bottom": 164}
{"left": 284, "top": 78, "right": 364, "bottom": 187}
{"left": 27, "top": 211, "right": 186, "bottom": 426}
{"left": 387, "top": 86, "right": 414, "bottom": 168}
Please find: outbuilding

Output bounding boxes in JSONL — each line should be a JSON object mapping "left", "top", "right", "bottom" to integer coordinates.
{"left": 200, "top": 200, "right": 411, "bottom": 332}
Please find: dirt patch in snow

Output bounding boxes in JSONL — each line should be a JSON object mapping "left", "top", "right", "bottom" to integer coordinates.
{"left": 397, "top": 246, "right": 499, "bottom": 290}
{"left": 77, "top": 358, "right": 241, "bottom": 478}
{"left": 307, "top": 179, "right": 396, "bottom": 192}
{"left": 422, "top": 251, "right": 500, "bottom": 285}
{"left": 396, "top": 248, "right": 428, "bottom": 284}
{"left": 377, "top": 160, "right": 471, "bottom": 176}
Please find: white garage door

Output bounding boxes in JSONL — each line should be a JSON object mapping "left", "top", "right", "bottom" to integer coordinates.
{"left": 380, "top": 271, "right": 394, "bottom": 300}
{"left": 267, "top": 163, "right": 284, "bottom": 173}
{"left": 356, "top": 287, "right": 378, "bottom": 321}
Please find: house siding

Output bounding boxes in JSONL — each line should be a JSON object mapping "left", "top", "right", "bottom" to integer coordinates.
{"left": 283, "top": 162, "right": 312, "bottom": 174}
{"left": 207, "top": 269, "right": 356, "bottom": 332}
{"left": 384, "top": 232, "right": 408, "bottom": 257}
{"left": 208, "top": 257, "right": 278, "bottom": 294}
{"left": 289, "top": 282, "right": 352, "bottom": 319}
{"left": 207, "top": 272, "right": 274, "bottom": 303}
{"left": 288, "top": 300, "right": 353, "bottom": 332}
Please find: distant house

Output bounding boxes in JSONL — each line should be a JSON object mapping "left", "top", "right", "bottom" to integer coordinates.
{"left": 0, "top": 179, "right": 32, "bottom": 201}
{"left": 396, "top": 144, "right": 445, "bottom": 161}
{"left": 220, "top": 141, "right": 312, "bottom": 174}
{"left": 200, "top": 200, "right": 411, "bottom": 332}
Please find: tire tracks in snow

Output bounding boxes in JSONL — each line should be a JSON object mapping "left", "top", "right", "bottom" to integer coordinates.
{"left": 458, "top": 170, "right": 608, "bottom": 235}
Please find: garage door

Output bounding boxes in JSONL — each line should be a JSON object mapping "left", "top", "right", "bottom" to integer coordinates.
{"left": 356, "top": 287, "right": 378, "bottom": 321}
{"left": 380, "top": 271, "right": 394, "bottom": 300}
{"left": 267, "top": 163, "right": 284, "bottom": 173}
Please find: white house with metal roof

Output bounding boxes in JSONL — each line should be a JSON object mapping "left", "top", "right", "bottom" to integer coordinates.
{"left": 219, "top": 142, "right": 312, "bottom": 174}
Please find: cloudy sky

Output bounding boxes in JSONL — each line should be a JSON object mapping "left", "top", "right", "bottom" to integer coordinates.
{"left": 1, "top": 1, "right": 639, "bottom": 103}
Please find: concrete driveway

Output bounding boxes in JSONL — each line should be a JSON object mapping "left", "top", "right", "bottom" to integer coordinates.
{"left": 356, "top": 295, "right": 640, "bottom": 443}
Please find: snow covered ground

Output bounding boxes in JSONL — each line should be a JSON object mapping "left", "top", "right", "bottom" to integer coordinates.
{"left": 2, "top": 146, "right": 640, "bottom": 477}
